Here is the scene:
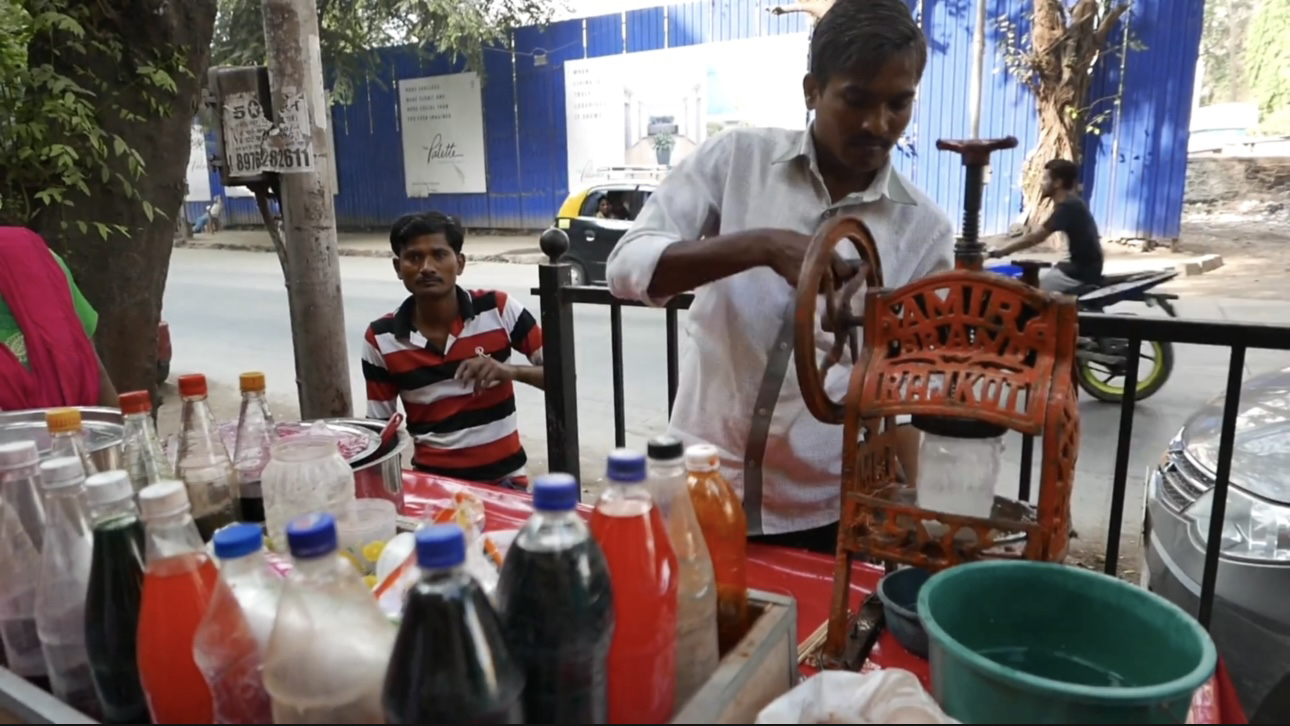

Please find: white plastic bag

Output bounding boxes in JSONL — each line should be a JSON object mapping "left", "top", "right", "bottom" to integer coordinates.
{"left": 755, "top": 669, "right": 959, "bottom": 724}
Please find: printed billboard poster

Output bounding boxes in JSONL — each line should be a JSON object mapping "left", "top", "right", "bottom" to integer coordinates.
{"left": 564, "top": 33, "right": 810, "bottom": 189}
{"left": 399, "top": 72, "right": 489, "bottom": 196}
{"left": 185, "top": 126, "right": 212, "bottom": 203}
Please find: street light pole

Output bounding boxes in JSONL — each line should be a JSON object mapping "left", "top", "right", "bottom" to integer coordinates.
{"left": 260, "top": 0, "right": 354, "bottom": 419}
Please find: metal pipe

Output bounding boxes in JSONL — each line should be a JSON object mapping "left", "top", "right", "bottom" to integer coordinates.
{"left": 969, "top": 0, "right": 988, "bottom": 138}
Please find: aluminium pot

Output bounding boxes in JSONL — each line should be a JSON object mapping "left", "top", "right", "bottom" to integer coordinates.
{"left": 0, "top": 406, "right": 124, "bottom": 472}
{"left": 317, "top": 417, "right": 410, "bottom": 512}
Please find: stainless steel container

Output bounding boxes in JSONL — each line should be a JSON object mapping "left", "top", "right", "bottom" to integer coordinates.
{"left": 0, "top": 406, "right": 124, "bottom": 472}
{"left": 328, "top": 418, "right": 409, "bottom": 511}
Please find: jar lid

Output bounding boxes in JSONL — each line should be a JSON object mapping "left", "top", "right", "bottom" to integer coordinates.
{"left": 119, "top": 391, "right": 152, "bottom": 415}
{"left": 605, "top": 448, "right": 646, "bottom": 483}
{"left": 0, "top": 441, "right": 38, "bottom": 470}
{"left": 139, "top": 480, "right": 191, "bottom": 519}
{"left": 533, "top": 473, "right": 579, "bottom": 511}
{"left": 239, "top": 371, "right": 266, "bottom": 393}
{"left": 646, "top": 435, "right": 684, "bottom": 461}
{"left": 45, "top": 408, "right": 83, "bottom": 435}
{"left": 416, "top": 524, "right": 466, "bottom": 569}
{"left": 286, "top": 512, "right": 338, "bottom": 558}
{"left": 39, "top": 456, "right": 86, "bottom": 489}
{"left": 684, "top": 443, "right": 720, "bottom": 473}
{"left": 85, "top": 470, "right": 134, "bottom": 507}
{"left": 178, "top": 374, "right": 208, "bottom": 398}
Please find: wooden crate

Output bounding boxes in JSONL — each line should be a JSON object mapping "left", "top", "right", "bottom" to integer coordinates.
{"left": 0, "top": 589, "right": 799, "bottom": 725}
{"left": 671, "top": 589, "right": 800, "bottom": 724}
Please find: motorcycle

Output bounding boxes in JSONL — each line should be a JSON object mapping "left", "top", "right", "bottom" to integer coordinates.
{"left": 987, "top": 260, "right": 1179, "bottom": 404}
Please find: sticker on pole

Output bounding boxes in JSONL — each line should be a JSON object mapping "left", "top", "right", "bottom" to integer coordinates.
{"left": 221, "top": 89, "right": 316, "bottom": 175}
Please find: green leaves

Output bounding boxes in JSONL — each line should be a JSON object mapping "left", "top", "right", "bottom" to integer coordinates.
{"left": 211, "top": 0, "right": 564, "bottom": 102}
{"left": 0, "top": 0, "right": 181, "bottom": 237}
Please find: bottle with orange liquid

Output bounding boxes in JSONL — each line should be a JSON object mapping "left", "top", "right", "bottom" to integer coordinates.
{"left": 589, "top": 449, "right": 678, "bottom": 724}
{"left": 684, "top": 443, "right": 749, "bottom": 653}
{"left": 136, "top": 480, "right": 218, "bottom": 724}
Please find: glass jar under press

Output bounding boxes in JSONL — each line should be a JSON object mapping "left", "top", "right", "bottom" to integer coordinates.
{"left": 261, "top": 436, "right": 355, "bottom": 552}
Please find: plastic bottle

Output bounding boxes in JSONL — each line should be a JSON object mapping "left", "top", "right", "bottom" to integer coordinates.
{"left": 685, "top": 443, "right": 749, "bottom": 653}
{"left": 136, "top": 480, "right": 218, "bottom": 723}
{"left": 0, "top": 441, "right": 47, "bottom": 680}
{"left": 118, "top": 390, "right": 174, "bottom": 490}
{"left": 174, "top": 374, "right": 238, "bottom": 541}
{"left": 194, "top": 523, "right": 280, "bottom": 724}
{"left": 263, "top": 512, "right": 395, "bottom": 723}
{"left": 83, "top": 470, "right": 148, "bottom": 724}
{"left": 384, "top": 524, "right": 525, "bottom": 724}
{"left": 46, "top": 408, "right": 98, "bottom": 476}
{"left": 647, "top": 436, "right": 719, "bottom": 706}
{"left": 495, "top": 474, "right": 612, "bottom": 722}
{"left": 589, "top": 449, "right": 678, "bottom": 723}
{"left": 35, "top": 456, "right": 101, "bottom": 718}
{"left": 231, "top": 372, "right": 276, "bottom": 523}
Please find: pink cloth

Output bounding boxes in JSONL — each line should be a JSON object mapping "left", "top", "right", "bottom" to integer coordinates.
{"left": 0, "top": 228, "right": 100, "bottom": 411}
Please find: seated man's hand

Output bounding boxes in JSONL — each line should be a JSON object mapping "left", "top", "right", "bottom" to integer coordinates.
{"left": 455, "top": 355, "right": 514, "bottom": 394}
{"left": 987, "top": 247, "right": 1006, "bottom": 259}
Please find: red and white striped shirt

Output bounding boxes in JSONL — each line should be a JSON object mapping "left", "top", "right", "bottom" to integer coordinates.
{"left": 362, "top": 287, "right": 543, "bottom": 485}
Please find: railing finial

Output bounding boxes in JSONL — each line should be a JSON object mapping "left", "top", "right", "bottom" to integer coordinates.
{"left": 539, "top": 227, "right": 570, "bottom": 263}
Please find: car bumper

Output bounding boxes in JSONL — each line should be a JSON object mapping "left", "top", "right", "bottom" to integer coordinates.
{"left": 1145, "top": 465, "right": 1290, "bottom": 715}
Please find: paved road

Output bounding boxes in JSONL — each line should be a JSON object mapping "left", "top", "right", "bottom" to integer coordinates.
{"left": 164, "top": 247, "right": 1290, "bottom": 555}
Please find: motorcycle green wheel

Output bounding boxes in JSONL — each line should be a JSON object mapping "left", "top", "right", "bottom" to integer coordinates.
{"left": 1076, "top": 340, "right": 1175, "bottom": 403}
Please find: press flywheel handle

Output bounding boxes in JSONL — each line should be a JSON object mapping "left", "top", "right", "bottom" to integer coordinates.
{"left": 793, "top": 215, "right": 885, "bottom": 426}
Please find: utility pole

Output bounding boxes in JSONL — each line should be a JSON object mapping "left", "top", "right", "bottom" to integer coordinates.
{"left": 260, "top": 0, "right": 354, "bottom": 419}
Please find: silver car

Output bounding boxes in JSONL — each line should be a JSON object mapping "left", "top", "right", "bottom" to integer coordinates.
{"left": 1145, "top": 364, "right": 1290, "bottom": 714}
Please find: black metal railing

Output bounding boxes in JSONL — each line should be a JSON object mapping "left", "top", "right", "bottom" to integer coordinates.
{"left": 533, "top": 250, "right": 1290, "bottom": 630}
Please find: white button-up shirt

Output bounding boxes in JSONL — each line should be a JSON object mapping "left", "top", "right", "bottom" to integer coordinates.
{"left": 606, "top": 126, "right": 955, "bottom": 535}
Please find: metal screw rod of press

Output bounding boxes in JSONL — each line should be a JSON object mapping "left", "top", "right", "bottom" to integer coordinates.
{"left": 259, "top": 0, "right": 354, "bottom": 418}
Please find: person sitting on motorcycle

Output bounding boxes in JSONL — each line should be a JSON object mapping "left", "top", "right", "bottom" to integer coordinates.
{"left": 987, "top": 159, "right": 1104, "bottom": 294}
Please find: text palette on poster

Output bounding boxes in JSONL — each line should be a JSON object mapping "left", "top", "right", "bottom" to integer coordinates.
{"left": 399, "top": 73, "right": 488, "bottom": 196}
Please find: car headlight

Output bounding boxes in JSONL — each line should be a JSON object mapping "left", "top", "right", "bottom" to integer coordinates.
{"left": 1183, "top": 486, "right": 1290, "bottom": 562}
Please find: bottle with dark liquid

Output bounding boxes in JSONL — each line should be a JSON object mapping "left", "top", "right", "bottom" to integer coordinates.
{"left": 174, "top": 374, "right": 237, "bottom": 541}
{"left": 83, "top": 470, "right": 149, "bottom": 724}
{"left": 383, "top": 524, "right": 524, "bottom": 724}
{"left": 496, "top": 473, "right": 614, "bottom": 723}
{"left": 231, "top": 372, "right": 275, "bottom": 523}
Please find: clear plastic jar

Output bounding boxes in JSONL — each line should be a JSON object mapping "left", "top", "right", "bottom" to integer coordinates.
{"left": 261, "top": 437, "right": 355, "bottom": 552}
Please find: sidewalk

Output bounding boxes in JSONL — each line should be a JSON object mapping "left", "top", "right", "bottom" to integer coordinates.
{"left": 180, "top": 227, "right": 1226, "bottom": 277}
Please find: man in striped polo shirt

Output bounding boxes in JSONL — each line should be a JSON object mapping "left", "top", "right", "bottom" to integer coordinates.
{"left": 362, "top": 212, "right": 545, "bottom": 489}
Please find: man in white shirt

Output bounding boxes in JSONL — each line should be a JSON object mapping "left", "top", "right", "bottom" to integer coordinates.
{"left": 605, "top": 0, "right": 955, "bottom": 553}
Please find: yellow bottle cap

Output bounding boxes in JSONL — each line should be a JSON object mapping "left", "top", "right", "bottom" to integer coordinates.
{"left": 45, "top": 408, "right": 83, "bottom": 435}
{"left": 239, "top": 371, "right": 266, "bottom": 393}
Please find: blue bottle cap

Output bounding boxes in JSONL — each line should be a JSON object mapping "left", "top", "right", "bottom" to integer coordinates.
{"left": 286, "top": 512, "right": 338, "bottom": 559}
{"left": 415, "top": 524, "right": 467, "bottom": 570}
{"left": 533, "top": 473, "right": 579, "bottom": 511}
{"left": 213, "top": 523, "right": 264, "bottom": 560}
{"left": 606, "top": 448, "right": 646, "bottom": 483}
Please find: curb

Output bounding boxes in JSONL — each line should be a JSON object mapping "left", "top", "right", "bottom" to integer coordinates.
{"left": 174, "top": 240, "right": 542, "bottom": 265}
{"left": 1176, "top": 253, "right": 1224, "bottom": 277}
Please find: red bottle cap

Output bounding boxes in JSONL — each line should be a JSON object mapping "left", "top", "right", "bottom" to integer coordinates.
{"left": 178, "top": 374, "right": 208, "bottom": 398}
{"left": 119, "top": 391, "right": 152, "bottom": 415}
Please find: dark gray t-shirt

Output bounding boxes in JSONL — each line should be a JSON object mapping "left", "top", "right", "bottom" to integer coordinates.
{"left": 1044, "top": 195, "right": 1103, "bottom": 283}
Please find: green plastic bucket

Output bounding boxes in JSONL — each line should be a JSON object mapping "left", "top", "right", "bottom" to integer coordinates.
{"left": 917, "top": 561, "right": 1216, "bottom": 724}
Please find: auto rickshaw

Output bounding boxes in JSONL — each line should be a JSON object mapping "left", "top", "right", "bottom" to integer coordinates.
{"left": 552, "top": 181, "right": 655, "bottom": 285}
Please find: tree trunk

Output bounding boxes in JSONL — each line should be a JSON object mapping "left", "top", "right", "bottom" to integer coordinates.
{"left": 31, "top": 0, "right": 219, "bottom": 398}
